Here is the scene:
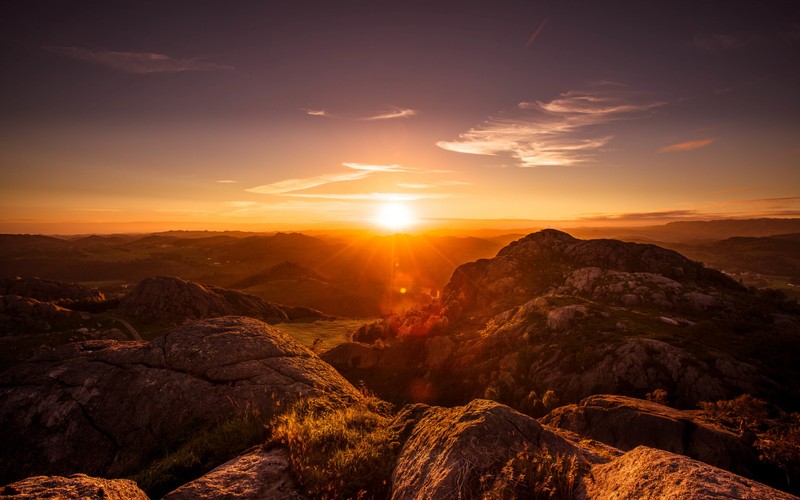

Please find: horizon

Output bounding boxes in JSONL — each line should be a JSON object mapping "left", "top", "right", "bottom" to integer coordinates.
{"left": 2, "top": 1, "right": 799, "bottom": 232}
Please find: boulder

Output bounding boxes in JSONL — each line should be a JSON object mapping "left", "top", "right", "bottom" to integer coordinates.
{"left": 0, "top": 316, "right": 360, "bottom": 483}
{"left": 541, "top": 395, "right": 761, "bottom": 479}
{"left": 0, "top": 277, "right": 105, "bottom": 304}
{"left": 321, "top": 342, "right": 383, "bottom": 369}
{"left": 585, "top": 446, "right": 795, "bottom": 499}
{"left": 0, "top": 474, "right": 148, "bottom": 500}
{"left": 0, "top": 295, "right": 83, "bottom": 334}
{"left": 163, "top": 446, "right": 305, "bottom": 500}
{"left": 390, "top": 399, "right": 605, "bottom": 499}
{"left": 117, "top": 276, "right": 288, "bottom": 323}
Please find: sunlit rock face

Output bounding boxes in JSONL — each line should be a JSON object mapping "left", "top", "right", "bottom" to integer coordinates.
{"left": 0, "top": 316, "right": 360, "bottom": 483}
{"left": 0, "top": 474, "right": 149, "bottom": 500}
{"left": 389, "top": 399, "right": 609, "bottom": 500}
{"left": 117, "top": 276, "right": 288, "bottom": 323}
{"left": 585, "top": 446, "right": 795, "bottom": 500}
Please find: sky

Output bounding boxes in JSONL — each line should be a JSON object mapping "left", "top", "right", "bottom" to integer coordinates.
{"left": 1, "top": 0, "right": 799, "bottom": 233}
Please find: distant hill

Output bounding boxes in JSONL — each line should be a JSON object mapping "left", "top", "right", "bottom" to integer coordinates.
{"left": 570, "top": 218, "right": 800, "bottom": 243}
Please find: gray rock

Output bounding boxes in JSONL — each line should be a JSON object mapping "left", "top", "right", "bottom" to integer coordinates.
{"left": 0, "top": 316, "right": 360, "bottom": 482}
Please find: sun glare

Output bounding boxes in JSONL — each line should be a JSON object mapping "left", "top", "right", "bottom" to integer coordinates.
{"left": 375, "top": 202, "right": 415, "bottom": 231}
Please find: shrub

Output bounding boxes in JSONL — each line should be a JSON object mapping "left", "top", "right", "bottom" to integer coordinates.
{"left": 645, "top": 388, "right": 669, "bottom": 406}
{"left": 486, "top": 448, "right": 588, "bottom": 499}
{"left": 698, "top": 394, "right": 770, "bottom": 433}
{"left": 755, "top": 413, "right": 800, "bottom": 489}
{"left": 271, "top": 397, "right": 400, "bottom": 499}
{"left": 129, "top": 405, "right": 269, "bottom": 498}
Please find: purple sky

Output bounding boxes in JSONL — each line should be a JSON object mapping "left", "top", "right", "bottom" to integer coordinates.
{"left": 2, "top": 0, "right": 799, "bottom": 232}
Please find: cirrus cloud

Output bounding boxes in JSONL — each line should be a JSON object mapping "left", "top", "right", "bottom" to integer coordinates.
{"left": 47, "top": 46, "right": 233, "bottom": 74}
{"left": 437, "top": 87, "right": 663, "bottom": 167}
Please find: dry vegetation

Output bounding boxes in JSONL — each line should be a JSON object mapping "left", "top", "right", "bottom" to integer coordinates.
{"left": 271, "top": 396, "right": 401, "bottom": 499}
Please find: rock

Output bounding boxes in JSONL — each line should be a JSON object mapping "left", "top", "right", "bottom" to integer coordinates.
{"left": 585, "top": 446, "right": 795, "bottom": 499}
{"left": 321, "top": 342, "right": 383, "bottom": 369}
{"left": 0, "top": 474, "right": 148, "bottom": 499}
{"left": 541, "top": 395, "right": 762, "bottom": 479}
{"left": 163, "top": 446, "right": 305, "bottom": 500}
{"left": 443, "top": 229, "right": 739, "bottom": 323}
{"left": 546, "top": 305, "right": 588, "bottom": 331}
{"left": 0, "top": 295, "right": 81, "bottom": 334}
{"left": 423, "top": 336, "right": 455, "bottom": 368}
{"left": 117, "top": 276, "right": 288, "bottom": 323}
{"left": 0, "top": 277, "right": 104, "bottom": 304}
{"left": 390, "top": 399, "right": 605, "bottom": 499}
{"left": 0, "top": 316, "right": 361, "bottom": 483}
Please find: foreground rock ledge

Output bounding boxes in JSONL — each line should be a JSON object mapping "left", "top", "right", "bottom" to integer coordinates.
{"left": 541, "top": 394, "right": 762, "bottom": 479}
{"left": 586, "top": 446, "right": 795, "bottom": 500}
{"left": 0, "top": 316, "right": 361, "bottom": 483}
{"left": 0, "top": 474, "right": 148, "bottom": 500}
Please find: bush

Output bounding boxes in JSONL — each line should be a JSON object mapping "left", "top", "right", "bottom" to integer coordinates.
{"left": 645, "top": 388, "right": 670, "bottom": 406}
{"left": 271, "top": 397, "right": 400, "bottom": 499}
{"left": 486, "top": 447, "right": 588, "bottom": 499}
{"left": 755, "top": 413, "right": 800, "bottom": 489}
{"left": 129, "top": 405, "right": 269, "bottom": 498}
{"left": 698, "top": 394, "right": 770, "bottom": 433}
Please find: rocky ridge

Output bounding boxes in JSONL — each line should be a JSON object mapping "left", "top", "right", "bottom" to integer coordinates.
{"left": 117, "top": 276, "right": 289, "bottom": 323}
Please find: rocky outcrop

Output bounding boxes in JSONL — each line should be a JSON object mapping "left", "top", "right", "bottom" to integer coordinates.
{"left": 0, "top": 474, "right": 148, "bottom": 499}
{"left": 0, "top": 277, "right": 104, "bottom": 304}
{"left": 345, "top": 229, "right": 798, "bottom": 412}
{"left": 390, "top": 399, "right": 605, "bottom": 499}
{"left": 163, "top": 446, "right": 305, "bottom": 500}
{"left": 117, "top": 276, "right": 288, "bottom": 323}
{"left": 0, "top": 295, "right": 86, "bottom": 334}
{"left": 585, "top": 446, "right": 795, "bottom": 499}
{"left": 541, "top": 395, "right": 761, "bottom": 479}
{"left": 0, "top": 316, "right": 360, "bottom": 483}
{"left": 443, "top": 229, "right": 739, "bottom": 322}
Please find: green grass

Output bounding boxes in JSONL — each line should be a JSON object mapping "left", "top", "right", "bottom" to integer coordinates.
{"left": 271, "top": 396, "right": 400, "bottom": 499}
{"left": 128, "top": 406, "right": 270, "bottom": 498}
{"left": 277, "top": 319, "right": 376, "bottom": 351}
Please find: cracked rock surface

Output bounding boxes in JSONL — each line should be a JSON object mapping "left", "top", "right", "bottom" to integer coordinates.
{"left": 0, "top": 474, "right": 148, "bottom": 500}
{"left": 0, "top": 316, "right": 360, "bottom": 483}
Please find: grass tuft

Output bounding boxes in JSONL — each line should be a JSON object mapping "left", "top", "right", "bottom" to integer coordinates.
{"left": 486, "top": 447, "right": 587, "bottom": 499}
{"left": 271, "top": 396, "right": 400, "bottom": 499}
{"left": 128, "top": 405, "right": 269, "bottom": 498}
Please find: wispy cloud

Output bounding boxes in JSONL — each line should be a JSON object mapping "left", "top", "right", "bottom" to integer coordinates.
{"left": 247, "top": 162, "right": 418, "bottom": 195}
{"left": 246, "top": 162, "right": 462, "bottom": 201}
{"left": 47, "top": 46, "right": 233, "bottom": 74}
{"left": 437, "top": 87, "right": 663, "bottom": 167}
{"left": 658, "top": 138, "right": 715, "bottom": 153}
{"left": 303, "top": 106, "right": 417, "bottom": 121}
{"left": 693, "top": 34, "right": 751, "bottom": 54}
{"left": 578, "top": 210, "right": 701, "bottom": 222}
{"left": 216, "top": 179, "right": 238, "bottom": 184}
{"left": 284, "top": 192, "right": 449, "bottom": 201}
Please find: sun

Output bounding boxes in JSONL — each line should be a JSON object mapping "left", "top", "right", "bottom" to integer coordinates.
{"left": 374, "top": 202, "right": 415, "bottom": 231}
